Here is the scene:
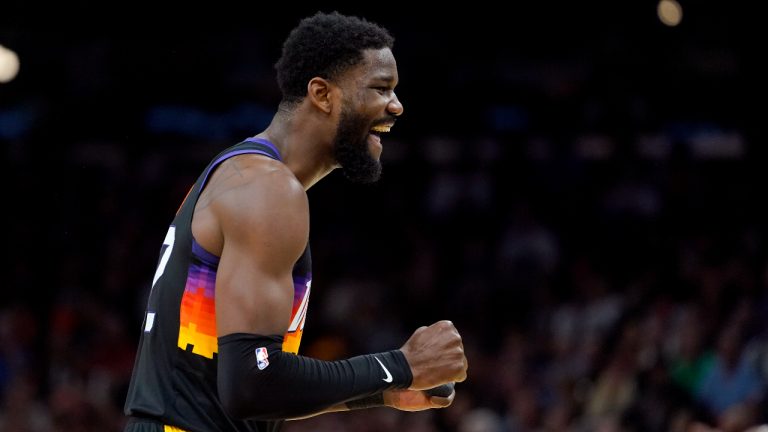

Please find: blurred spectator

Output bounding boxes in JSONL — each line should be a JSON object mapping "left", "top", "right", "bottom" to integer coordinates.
{"left": 695, "top": 323, "right": 764, "bottom": 422}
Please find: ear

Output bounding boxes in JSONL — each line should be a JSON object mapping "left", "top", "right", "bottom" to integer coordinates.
{"left": 306, "top": 77, "right": 336, "bottom": 114}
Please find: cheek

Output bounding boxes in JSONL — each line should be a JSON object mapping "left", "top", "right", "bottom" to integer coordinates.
{"left": 358, "top": 94, "right": 386, "bottom": 116}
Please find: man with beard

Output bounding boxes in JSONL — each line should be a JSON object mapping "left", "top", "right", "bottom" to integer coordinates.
{"left": 123, "top": 11, "right": 468, "bottom": 432}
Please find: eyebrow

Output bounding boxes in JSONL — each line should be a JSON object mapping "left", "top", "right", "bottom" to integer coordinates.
{"left": 370, "top": 74, "right": 397, "bottom": 84}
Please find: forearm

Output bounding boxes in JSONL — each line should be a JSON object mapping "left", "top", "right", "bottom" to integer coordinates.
{"left": 288, "top": 391, "right": 393, "bottom": 420}
{"left": 217, "top": 334, "right": 411, "bottom": 421}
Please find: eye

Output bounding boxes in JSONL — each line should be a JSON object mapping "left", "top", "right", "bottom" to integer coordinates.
{"left": 372, "top": 86, "right": 391, "bottom": 95}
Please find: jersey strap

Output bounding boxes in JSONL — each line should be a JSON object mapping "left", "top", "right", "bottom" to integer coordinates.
{"left": 198, "top": 138, "right": 282, "bottom": 193}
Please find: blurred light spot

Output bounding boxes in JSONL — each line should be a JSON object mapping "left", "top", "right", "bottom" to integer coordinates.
{"left": 657, "top": 0, "right": 683, "bottom": 27}
{"left": 0, "top": 44, "right": 20, "bottom": 83}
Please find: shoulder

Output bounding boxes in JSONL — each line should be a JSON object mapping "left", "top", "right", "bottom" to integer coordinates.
{"left": 223, "top": 154, "right": 306, "bottom": 204}
{"left": 212, "top": 154, "right": 308, "bottom": 239}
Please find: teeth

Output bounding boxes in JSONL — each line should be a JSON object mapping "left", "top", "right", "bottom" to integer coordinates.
{"left": 370, "top": 125, "right": 392, "bottom": 133}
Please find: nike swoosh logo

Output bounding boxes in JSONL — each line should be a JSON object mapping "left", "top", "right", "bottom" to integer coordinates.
{"left": 375, "top": 357, "right": 393, "bottom": 383}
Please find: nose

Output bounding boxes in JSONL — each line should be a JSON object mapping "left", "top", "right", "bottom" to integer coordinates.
{"left": 387, "top": 92, "right": 404, "bottom": 117}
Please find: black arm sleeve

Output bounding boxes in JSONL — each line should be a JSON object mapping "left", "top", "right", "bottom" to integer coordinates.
{"left": 217, "top": 333, "right": 412, "bottom": 420}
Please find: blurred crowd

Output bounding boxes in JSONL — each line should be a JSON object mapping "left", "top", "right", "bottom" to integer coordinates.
{"left": 2, "top": 5, "right": 756, "bottom": 431}
{"left": 3, "top": 125, "right": 766, "bottom": 431}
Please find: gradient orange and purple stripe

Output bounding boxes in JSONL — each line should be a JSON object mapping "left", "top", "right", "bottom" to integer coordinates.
{"left": 283, "top": 275, "right": 311, "bottom": 354}
{"left": 177, "top": 260, "right": 218, "bottom": 358}
{"left": 178, "top": 241, "right": 311, "bottom": 359}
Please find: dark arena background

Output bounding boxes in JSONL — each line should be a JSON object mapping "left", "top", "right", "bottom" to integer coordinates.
{"left": 1, "top": 2, "right": 763, "bottom": 431}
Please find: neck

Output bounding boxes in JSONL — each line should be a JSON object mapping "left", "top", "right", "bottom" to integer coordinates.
{"left": 255, "top": 108, "right": 337, "bottom": 190}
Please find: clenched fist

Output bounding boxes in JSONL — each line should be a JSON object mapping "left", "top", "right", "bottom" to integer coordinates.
{"left": 399, "top": 320, "right": 468, "bottom": 390}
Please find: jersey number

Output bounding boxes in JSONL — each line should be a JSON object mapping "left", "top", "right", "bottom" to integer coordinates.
{"left": 152, "top": 225, "right": 177, "bottom": 288}
{"left": 145, "top": 226, "right": 176, "bottom": 332}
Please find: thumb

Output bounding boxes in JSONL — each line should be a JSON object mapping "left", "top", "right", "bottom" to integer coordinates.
{"left": 429, "top": 392, "right": 455, "bottom": 408}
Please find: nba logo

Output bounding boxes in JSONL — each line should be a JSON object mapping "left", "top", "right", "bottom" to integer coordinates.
{"left": 255, "top": 347, "right": 269, "bottom": 370}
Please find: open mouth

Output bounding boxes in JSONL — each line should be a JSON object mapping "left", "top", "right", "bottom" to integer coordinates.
{"left": 369, "top": 124, "right": 393, "bottom": 136}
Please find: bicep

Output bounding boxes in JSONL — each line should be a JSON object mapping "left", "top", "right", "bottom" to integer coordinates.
{"left": 215, "top": 243, "right": 296, "bottom": 337}
{"left": 214, "top": 178, "right": 309, "bottom": 337}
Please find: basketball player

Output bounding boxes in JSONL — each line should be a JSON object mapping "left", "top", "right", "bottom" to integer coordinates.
{"left": 123, "top": 11, "right": 468, "bottom": 432}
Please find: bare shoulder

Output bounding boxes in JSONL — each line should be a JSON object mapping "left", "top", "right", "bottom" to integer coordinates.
{"left": 193, "top": 154, "right": 308, "bottom": 257}
{"left": 215, "top": 154, "right": 307, "bottom": 226}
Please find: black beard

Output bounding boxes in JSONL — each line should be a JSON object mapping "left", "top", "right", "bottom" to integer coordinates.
{"left": 332, "top": 107, "right": 382, "bottom": 184}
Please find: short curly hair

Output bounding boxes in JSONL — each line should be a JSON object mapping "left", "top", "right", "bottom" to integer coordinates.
{"left": 275, "top": 11, "right": 395, "bottom": 104}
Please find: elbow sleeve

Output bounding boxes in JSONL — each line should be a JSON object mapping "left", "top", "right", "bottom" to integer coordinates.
{"left": 217, "top": 333, "right": 412, "bottom": 420}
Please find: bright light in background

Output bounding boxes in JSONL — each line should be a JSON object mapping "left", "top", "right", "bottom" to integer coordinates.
{"left": 0, "top": 44, "right": 20, "bottom": 83}
{"left": 657, "top": 0, "right": 683, "bottom": 26}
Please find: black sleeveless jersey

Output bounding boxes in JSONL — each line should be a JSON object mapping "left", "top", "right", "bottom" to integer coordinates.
{"left": 124, "top": 138, "right": 312, "bottom": 432}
